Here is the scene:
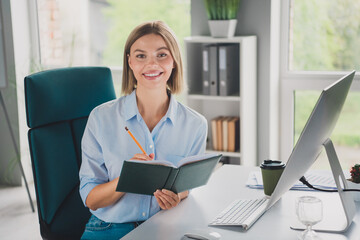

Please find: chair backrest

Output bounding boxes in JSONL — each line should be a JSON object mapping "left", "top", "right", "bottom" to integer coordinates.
{"left": 25, "top": 67, "right": 116, "bottom": 240}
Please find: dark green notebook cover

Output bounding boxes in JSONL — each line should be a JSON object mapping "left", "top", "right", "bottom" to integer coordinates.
{"left": 116, "top": 153, "right": 222, "bottom": 195}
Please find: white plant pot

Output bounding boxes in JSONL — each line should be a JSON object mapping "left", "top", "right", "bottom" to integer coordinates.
{"left": 208, "top": 19, "right": 237, "bottom": 38}
{"left": 347, "top": 180, "right": 360, "bottom": 201}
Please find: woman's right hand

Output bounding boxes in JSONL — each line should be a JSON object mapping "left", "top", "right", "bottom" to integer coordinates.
{"left": 130, "top": 153, "right": 155, "bottom": 161}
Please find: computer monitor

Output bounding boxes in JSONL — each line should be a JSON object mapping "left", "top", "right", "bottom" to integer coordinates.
{"left": 267, "top": 71, "right": 356, "bottom": 232}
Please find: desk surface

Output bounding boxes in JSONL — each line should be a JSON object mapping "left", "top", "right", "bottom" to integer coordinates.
{"left": 122, "top": 165, "right": 360, "bottom": 240}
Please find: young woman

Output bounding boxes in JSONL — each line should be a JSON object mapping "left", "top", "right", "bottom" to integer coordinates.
{"left": 79, "top": 21, "right": 207, "bottom": 239}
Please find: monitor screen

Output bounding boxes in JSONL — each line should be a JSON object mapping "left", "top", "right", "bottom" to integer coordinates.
{"left": 267, "top": 71, "right": 356, "bottom": 209}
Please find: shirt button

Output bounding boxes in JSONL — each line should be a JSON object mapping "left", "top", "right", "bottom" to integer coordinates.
{"left": 142, "top": 212, "right": 146, "bottom": 217}
{"left": 149, "top": 145, "right": 153, "bottom": 148}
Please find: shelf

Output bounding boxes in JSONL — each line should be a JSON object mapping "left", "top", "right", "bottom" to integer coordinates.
{"left": 205, "top": 149, "right": 241, "bottom": 158}
{"left": 187, "top": 94, "right": 240, "bottom": 102}
{"left": 185, "top": 36, "right": 257, "bottom": 166}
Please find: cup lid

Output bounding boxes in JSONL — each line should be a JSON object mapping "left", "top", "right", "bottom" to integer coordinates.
{"left": 260, "top": 160, "right": 285, "bottom": 169}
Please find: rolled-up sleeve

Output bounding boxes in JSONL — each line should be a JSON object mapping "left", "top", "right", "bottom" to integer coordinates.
{"left": 79, "top": 108, "right": 109, "bottom": 207}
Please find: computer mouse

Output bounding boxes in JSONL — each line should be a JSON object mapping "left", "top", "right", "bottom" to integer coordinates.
{"left": 183, "top": 229, "right": 221, "bottom": 240}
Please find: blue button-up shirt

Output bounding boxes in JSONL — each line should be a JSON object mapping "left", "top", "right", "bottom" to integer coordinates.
{"left": 79, "top": 90, "right": 207, "bottom": 223}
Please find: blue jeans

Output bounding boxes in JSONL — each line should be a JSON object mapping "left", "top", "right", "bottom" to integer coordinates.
{"left": 81, "top": 214, "right": 143, "bottom": 240}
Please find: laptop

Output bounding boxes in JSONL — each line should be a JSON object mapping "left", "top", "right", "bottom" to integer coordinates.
{"left": 210, "top": 71, "right": 356, "bottom": 232}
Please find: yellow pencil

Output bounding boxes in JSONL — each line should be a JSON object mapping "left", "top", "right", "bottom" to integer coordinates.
{"left": 125, "top": 126, "right": 147, "bottom": 155}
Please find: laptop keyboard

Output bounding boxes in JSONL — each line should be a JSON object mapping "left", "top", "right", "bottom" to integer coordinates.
{"left": 209, "top": 198, "right": 267, "bottom": 226}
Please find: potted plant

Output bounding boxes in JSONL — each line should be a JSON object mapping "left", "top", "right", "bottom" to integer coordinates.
{"left": 204, "top": 0, "right": 241, "bottom": 38}
{"left": 347, "top": 163, "right": 360, "bottom": 201}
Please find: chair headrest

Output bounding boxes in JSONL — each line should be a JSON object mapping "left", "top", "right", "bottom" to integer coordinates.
{"left": 25, "top": 67, "right": 116, "bottom": 128}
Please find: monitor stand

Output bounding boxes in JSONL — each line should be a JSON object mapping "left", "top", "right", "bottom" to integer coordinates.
{"left": 290, "top": 138, "right": 356, "bottom": 233}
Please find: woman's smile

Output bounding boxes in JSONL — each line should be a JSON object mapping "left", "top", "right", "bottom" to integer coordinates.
{"left": 143, "top": 71, "right": 163, "bottom": 80}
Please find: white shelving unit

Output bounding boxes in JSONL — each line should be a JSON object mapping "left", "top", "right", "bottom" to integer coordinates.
{"left": 184, "top": 36, "right": 257, "bottom": 166}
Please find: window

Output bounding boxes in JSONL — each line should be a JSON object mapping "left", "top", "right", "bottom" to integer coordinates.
{"left": 294, "top": 91, "right": 360, "bottom": 169}
{"left": 280, "top": 0, "right": 360, "bottom": 170}
{"left": 36, "top": 0, "right": 190, "bottom": 67}
{"left": 36, "top": 0, "right": 90, "bottom": 67}
{"left": 36, "top": 0, "right": 190, "bottom": 95}
{"left": 98, "top": 0, "right": 190, "bottom": 67}
{"left": 289, "top": 0, "right": 360, "bottom": 72}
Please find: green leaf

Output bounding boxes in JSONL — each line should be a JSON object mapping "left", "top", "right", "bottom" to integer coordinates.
{"left": 203, "top": 0, "right": 240, "bottom": 20}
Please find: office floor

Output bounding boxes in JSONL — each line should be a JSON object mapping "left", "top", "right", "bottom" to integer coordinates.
{"left": 0, "top": 183, "right": 41, "bottom": 240}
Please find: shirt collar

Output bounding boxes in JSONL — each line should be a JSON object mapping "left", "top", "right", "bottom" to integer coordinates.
{"left": 124, "top": 90, "right": 138, "bottom": 121}
{"left": 123, "top": 90, "right": 178, "bottom": 125}
{"left": 166, "top": 93, "right": 178, "bottom": 125}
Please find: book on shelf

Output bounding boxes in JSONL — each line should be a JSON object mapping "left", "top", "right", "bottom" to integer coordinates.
{"left": 222, "top": 117, "right": 231, "bottom": 151}
{"left": 228, "top": 117, "right": 240, "bottom": 152}
{"left": 211, "top": 117, "right": 219, "bottom": 150}
{"left": 210, "top": 116, "right": 240, "bottom": 152}
{"left": 116, "top": 153, "right": 222, "bottom": 195}
{"left": 216, "top": 116, "right": 223, "bottom": 151}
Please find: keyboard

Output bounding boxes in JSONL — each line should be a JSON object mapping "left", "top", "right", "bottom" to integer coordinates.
{"left": 209, "top": 198, "right": 269, "bottom": 230}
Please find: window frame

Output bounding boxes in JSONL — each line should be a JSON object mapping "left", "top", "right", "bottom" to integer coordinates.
{"left": 279, "top": 0, "right": 360, "bottom": 161}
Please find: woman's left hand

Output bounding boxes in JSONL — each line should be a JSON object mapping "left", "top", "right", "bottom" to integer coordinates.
{"left": 153, "top": 189, "right": 189, "bottom": 210}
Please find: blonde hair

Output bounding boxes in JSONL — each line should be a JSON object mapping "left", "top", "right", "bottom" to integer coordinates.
{"left": 121, "top": 21, "right": 184, "bottom": 95}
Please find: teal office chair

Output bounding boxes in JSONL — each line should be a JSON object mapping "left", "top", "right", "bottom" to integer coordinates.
{"left": 25, "top": 67, "right": 116, "bottom": 240}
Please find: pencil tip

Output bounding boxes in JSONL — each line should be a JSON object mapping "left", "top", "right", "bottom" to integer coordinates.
{"left": 125, "top": 126, "right": 129, "bottom": 131}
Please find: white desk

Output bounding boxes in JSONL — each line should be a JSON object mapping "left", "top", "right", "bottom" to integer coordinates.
{"left": 122, "top": 165, "right": 360, "bottom": 240}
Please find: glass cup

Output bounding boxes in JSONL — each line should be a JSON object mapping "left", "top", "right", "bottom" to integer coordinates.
{"left": 296, "top": 196, "right": 323, "bottom": 240}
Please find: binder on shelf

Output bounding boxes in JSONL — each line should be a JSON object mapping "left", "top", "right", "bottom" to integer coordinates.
{"left": 218, "top": 44, "right": 240, "bottom": 96}
{"left": 209, "top": 45, "right": 219, "bottom": 96}
{"left": 202, "top": 45, "right": 210, "bottom": 95}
